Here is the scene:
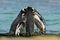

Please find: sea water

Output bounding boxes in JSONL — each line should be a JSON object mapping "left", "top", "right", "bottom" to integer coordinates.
{"left": 0, "top": 0, "right": 60, "bottom": 34}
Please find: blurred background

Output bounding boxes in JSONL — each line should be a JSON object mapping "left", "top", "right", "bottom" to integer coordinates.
{"left": 0, "top": 0, "right": 60, "bottom": 34}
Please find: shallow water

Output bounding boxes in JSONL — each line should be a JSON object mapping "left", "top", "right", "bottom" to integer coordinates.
{"left": 0, "top": 0, "right": 60, "bottom": 34}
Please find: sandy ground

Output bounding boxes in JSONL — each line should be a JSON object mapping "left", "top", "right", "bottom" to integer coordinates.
{"left": 0, "top": 35, "right": 60, "bottom": 40}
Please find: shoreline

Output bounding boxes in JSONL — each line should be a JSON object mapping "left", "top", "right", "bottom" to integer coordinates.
{"left": 0, "top": 34, "right": 60, "bottom": 40}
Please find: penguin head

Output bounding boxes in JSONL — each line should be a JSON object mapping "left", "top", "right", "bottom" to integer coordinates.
{"left": 27, "top": 6, "right": 33, "bottom": 11}
{"left": 21, "top": 6, "right": 36, "bottom": 18}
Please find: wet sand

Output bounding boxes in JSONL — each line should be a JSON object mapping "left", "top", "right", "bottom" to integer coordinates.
{"left": 0, "top": 35, "right": 60, "bottom": 40}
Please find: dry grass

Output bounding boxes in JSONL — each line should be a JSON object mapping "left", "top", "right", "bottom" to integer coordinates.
{"left": 0, "top": 35, "right": 60, "bottom": 40}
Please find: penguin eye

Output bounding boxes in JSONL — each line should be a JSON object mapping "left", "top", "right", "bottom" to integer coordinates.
{"left": 24, "top": 9, "right": 26, "bottom": 11}
{"left": 32, "top": 8, "right": 35, "bottom": 12}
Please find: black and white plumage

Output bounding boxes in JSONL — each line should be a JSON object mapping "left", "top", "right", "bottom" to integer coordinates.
{"left": 33, "top": 12, "right": 45, "bottom": 34}
{"left": 9, "top": 6, "right": 46, "bottom": 36}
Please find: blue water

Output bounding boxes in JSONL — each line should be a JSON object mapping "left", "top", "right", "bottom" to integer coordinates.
{"left": 0, "top": 0, "right": 60, "bottom": 34}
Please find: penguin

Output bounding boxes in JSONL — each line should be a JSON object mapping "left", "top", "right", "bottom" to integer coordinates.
{"left": 9, "top": 9, "right": 27, "bottom": 36}
{"left": 32, "top": 7, "right": 46, "bottom": 34}
{"left": 9, "top": 6, "right": 46, "bottom": 36}
{"left": 33, "top": 14, "right": 45, "bottom": 34}
{"left": 15, "top": 12, "right": 27, "bottom": 36}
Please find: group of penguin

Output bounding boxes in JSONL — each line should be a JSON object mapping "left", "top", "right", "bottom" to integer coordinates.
{"left": 7, "top": 6, "right": 46, "bottom": 36}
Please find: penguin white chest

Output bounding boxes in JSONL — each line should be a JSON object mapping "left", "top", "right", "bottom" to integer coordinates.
{"left": 15, "top": 24, "right": 23, "bottom": 36}
{"left": 34, "top": 15, "right": 45, "bottom": 31}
